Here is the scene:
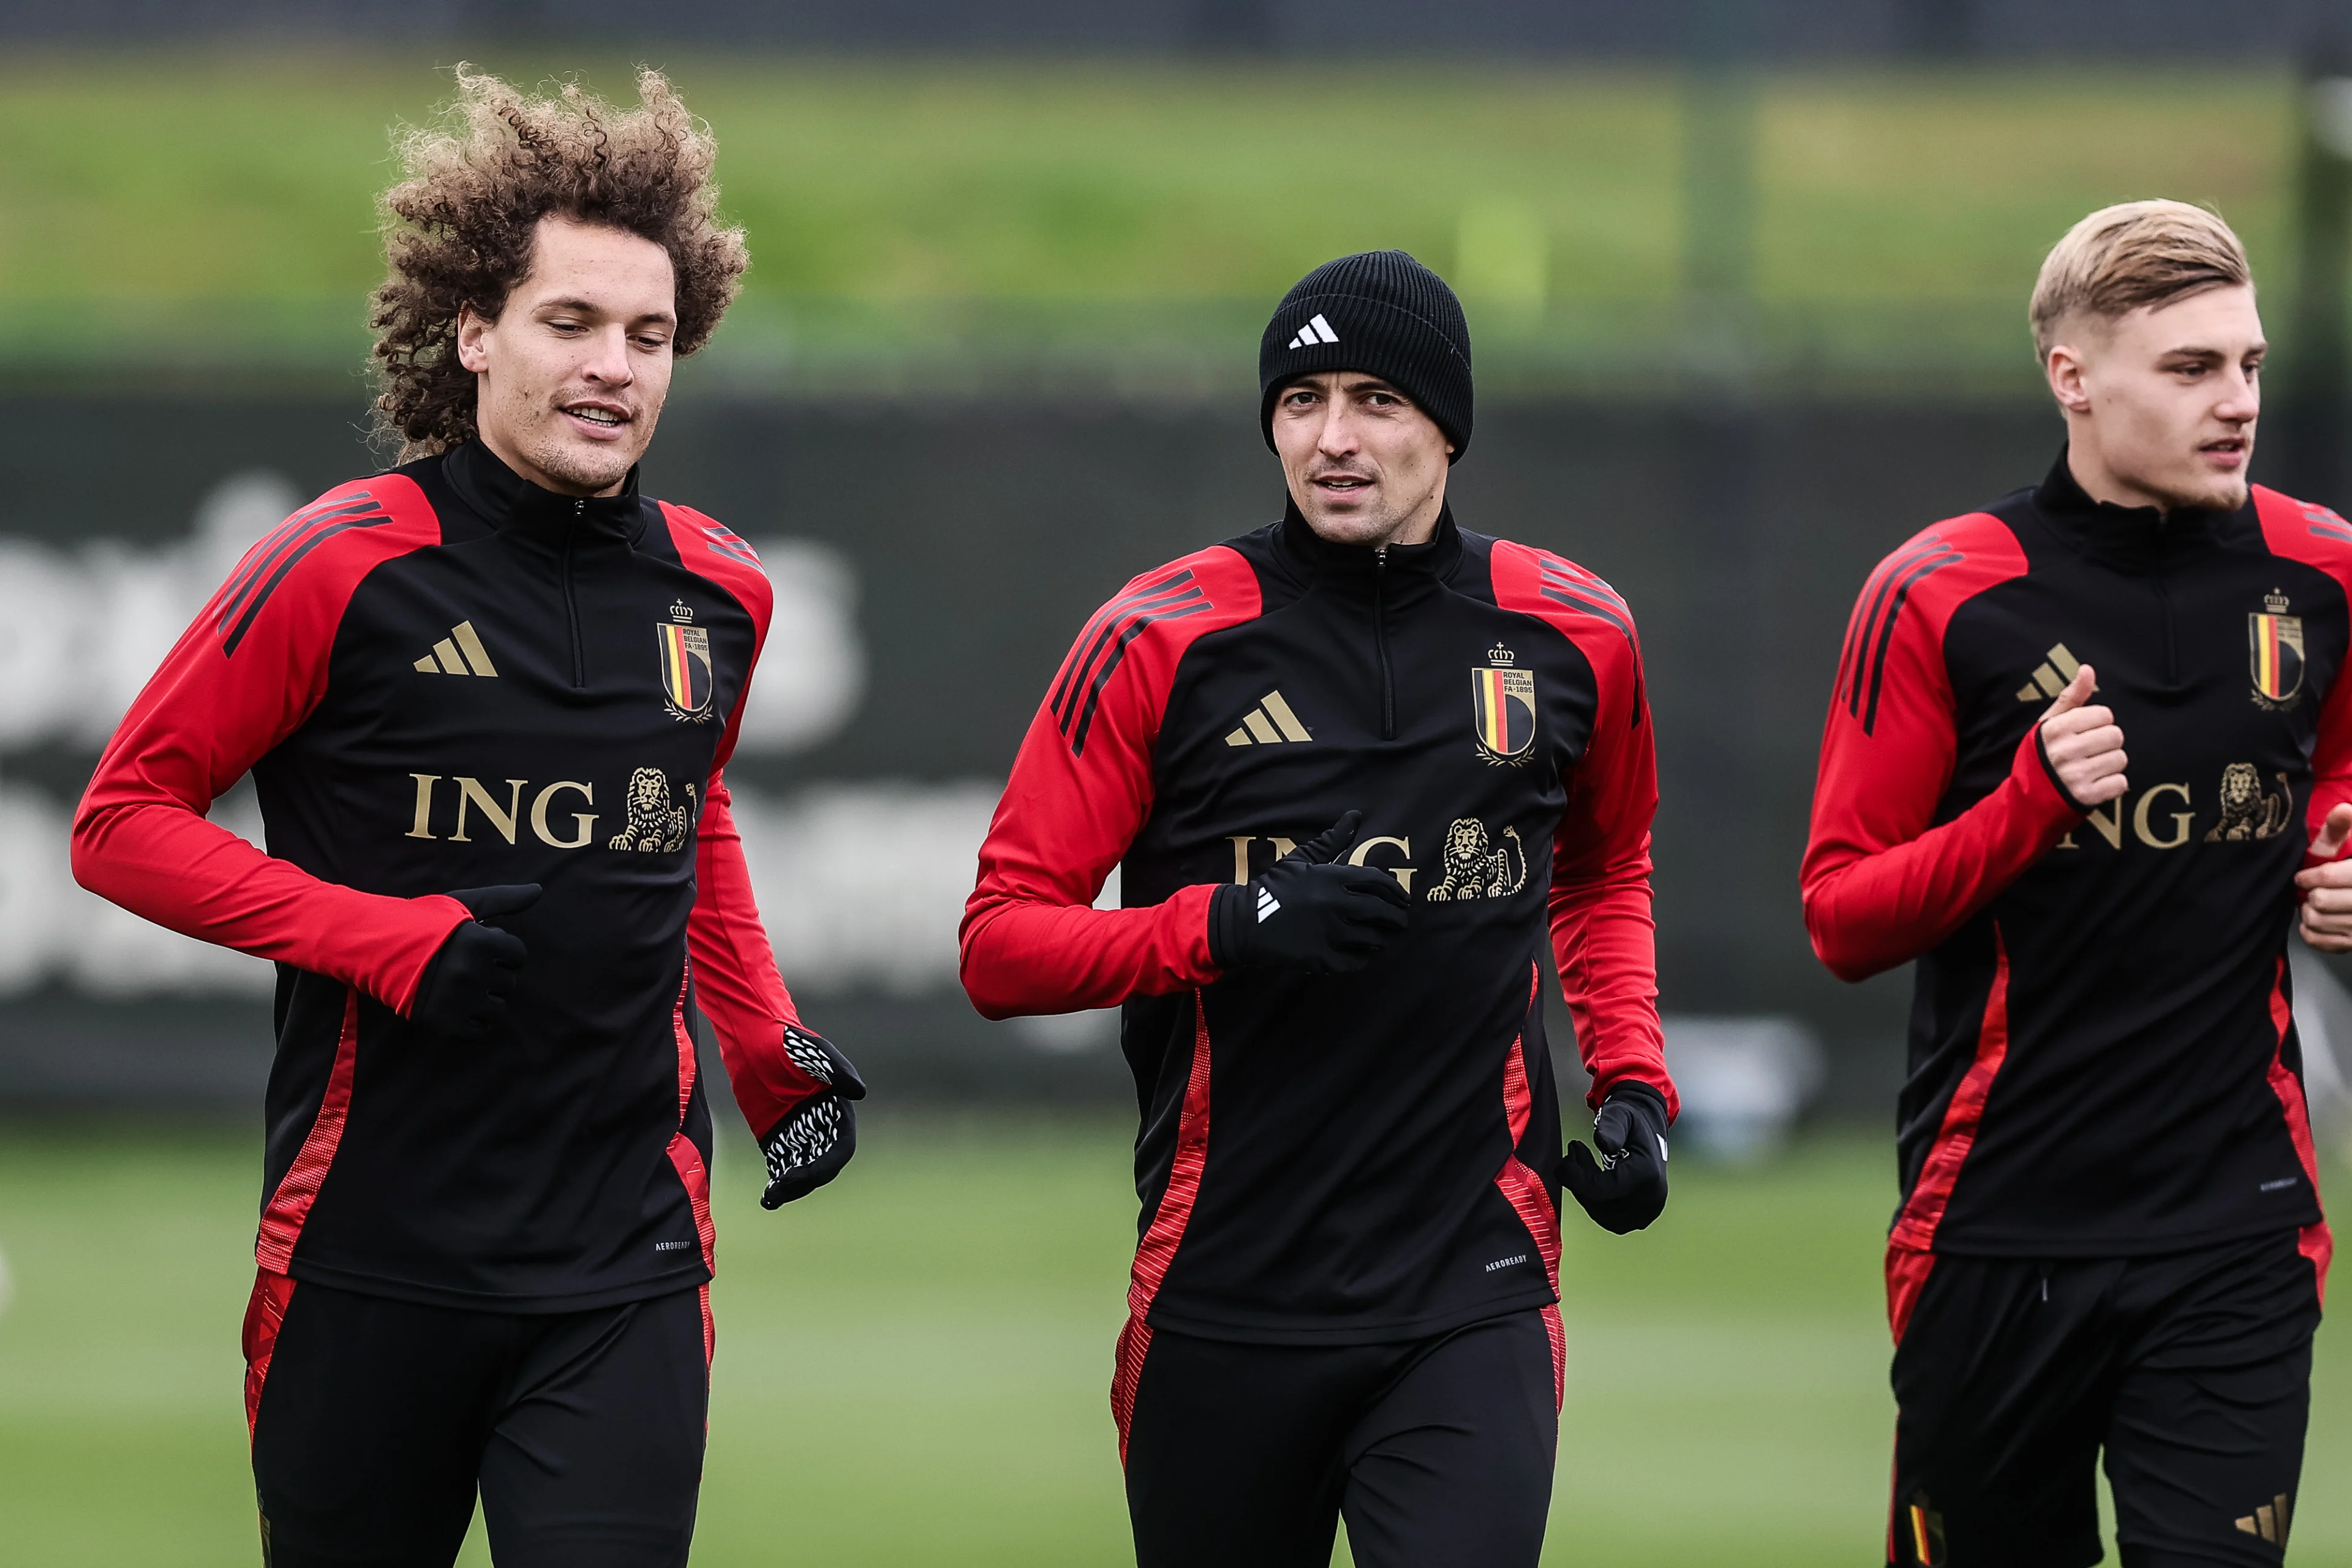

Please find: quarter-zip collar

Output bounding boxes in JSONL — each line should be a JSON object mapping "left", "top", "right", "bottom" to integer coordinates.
{"left": 442, "top": 439, "right": 647, "bottom": 550}
{"left": 1273, "top": 496, "right": 1463, "bottom": 603}
{"left": 2032, "top": 447, "right": 2227, "bottom": 573}
{"left": 1273, "top": 496, "right": 1461, "bottom": 740}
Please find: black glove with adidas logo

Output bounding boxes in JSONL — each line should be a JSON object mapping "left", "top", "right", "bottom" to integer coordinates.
{"left": 409, "top": 884, "right": 539, "bottom": 1040}
{"left": 1208, "top": 811, "right": 1411, "bottom": 976}
{"left": 1559, "top": 1080, "right": 1671, "bottom": 1235}
{"left": 760, "top": 1023, "right": 868, "bottom": 1210}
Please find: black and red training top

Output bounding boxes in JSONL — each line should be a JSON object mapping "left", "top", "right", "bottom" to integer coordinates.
{"left": 962, "top": 503, "right": 1673, "bottom": 1398}
{"left": 1803, "top": 454, "right": 2335, "bottom": 1283}
{"left": 72, "top": 440, "right": 829, "bottom": 1313}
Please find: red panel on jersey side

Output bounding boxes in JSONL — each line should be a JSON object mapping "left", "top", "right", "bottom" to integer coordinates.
{"left": 2266, "top": 959, "right": 2333, "bottom": 1305}
{"left": 1112, "top": 993, "right": 1217, "bottom": 1463}
{"left": 254, "top": 989, "right": 362, "bottom": 1274}
{"left": 1493, "top": 965, "right": 1566, "bottom": 1408}
{"left": 1889, "top": 933, "right": 2012, "bottom": 1253}
{"left": 666, "top": 972, "right": 718, "bottom": 1276}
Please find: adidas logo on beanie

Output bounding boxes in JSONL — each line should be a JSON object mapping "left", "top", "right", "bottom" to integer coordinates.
{"left": 1259, "top": 250, "right": 1474, "bottom": 461}
{"left": 1286, "top": 313, "right": 1340, "bottom": 349}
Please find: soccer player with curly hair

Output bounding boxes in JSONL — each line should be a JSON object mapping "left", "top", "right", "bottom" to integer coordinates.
{"left": 72, "top": 69, "right": 861, "bottom": 1567}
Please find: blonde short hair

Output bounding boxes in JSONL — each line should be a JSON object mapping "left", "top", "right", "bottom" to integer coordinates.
{"left": 2029, "top": 200, "right": 2250, "bottom": 361}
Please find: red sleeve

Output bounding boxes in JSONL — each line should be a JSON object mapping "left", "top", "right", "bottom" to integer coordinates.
{"left": 1800, "top": 514, "right": 2082, "bottom": 982}
{"left": 662, "top": 503, "right": 830, "bottom": 1140}
{"left": 688, "top": 776, "right": 824, "bottom": 1138}
{"left": 1491, "top": 543, "right": 1675, "bottom": 1117}
{"left": 2253, "top": 488, "right": 2352, "bottom": 859}
{"left": 69, "top": 477, "right": 470, "bottom": 1014}
{"left": 960, "top": 550, "right": 1262, "bottom": 1019}
{"left": 2309, "top": 680, "right": 2352, "bottom": 860}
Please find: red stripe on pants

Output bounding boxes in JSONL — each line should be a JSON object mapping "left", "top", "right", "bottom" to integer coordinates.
{"left": 1884, "top": 1244, "right": 1936, "bottom": 1344}
{"left": 240, "top": 1269, "right": 296, "bottom": 1438}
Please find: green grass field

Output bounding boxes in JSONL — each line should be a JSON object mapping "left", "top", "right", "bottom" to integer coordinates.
{"left": 0, "top": 53, "right": 2305, "bottom": 384}
{"left": 0, "top": 1116, "right": 2345, "bottom": 1565}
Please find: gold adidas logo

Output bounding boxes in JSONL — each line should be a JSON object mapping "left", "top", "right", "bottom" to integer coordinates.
{"left": 1224, "top": 690, "right": 1313, "bottom": 747}
{"left": 2015, "top": 642, "right": 2090, "bottom": 703}
{"left": 2236, "top": 1491, "right": 2292, "bottom": 1545}
{"left": 413, "top": 621, "right": 499, "bottom": 678}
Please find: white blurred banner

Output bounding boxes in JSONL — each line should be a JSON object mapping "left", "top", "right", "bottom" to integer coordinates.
{"left": 0, "top": 775, "right": 1020, "bottom": 1002}
{"left": 0, "top": 472, "right": 865, "bottom": 756}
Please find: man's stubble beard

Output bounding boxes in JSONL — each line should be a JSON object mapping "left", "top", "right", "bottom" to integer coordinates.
{"left": 513, "top": 405, "right": 653, "bottom": 496}
{"left": 2149, "top": 456, "right": 2252, "bottom": 516}
{"left": 530, "top": 438, "right": 635, "bottom": 496}
{"left": 1296, "top": 472, "right": 1442, "bottom": 548}
{"left": 1301, "top": 502, "right": 1396, "bottom": 546}
{"left": 2198, "top": 475, "right": 2253, "bottom": 514}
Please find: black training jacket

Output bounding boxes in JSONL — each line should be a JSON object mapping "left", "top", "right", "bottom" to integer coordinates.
{"left": 964, "top": 503, "right": 1676, "bottom": 1423}
{"left": 75, "top": 440, "right": 825, "bottom": 1311}
{"left": 1805, "top": 455, "right": 2336, "bottom": 1276}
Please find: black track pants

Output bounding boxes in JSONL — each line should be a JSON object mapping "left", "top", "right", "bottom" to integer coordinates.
{"left": 1123, "top": 1308, "right": 1560, "bottom": 1568}
{"left": 1888, "top": 1228, "right": 2323, "bottom": 1568}
{"left": 244, "top": 1271, "right": 710, "bottom": 1568}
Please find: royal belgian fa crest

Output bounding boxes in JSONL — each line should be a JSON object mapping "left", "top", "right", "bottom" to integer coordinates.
{"left": 1472, "top": 644, "right": 1537, "bottom": 765}
{"left": 2251, "top": 590, "right": 2305, "bottom": 710}
{"left": 658, "top": 603, "right": 714, "bottom": 723}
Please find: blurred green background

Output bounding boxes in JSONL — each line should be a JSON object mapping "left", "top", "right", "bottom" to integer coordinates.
{"left": 0, "top": 51, "right": 2301, "bottom": 389}
{"left": 4, "top": 1120, "right": 2343, "bottom": 1566}
{"left": 5, "top": 29, "right": 2351, "bottom": 1568}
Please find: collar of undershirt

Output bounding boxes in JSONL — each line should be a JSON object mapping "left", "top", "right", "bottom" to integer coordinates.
{"left": 2031, "top": 445, "right": 2231, "bottom": 573}
{"left": 442, "top": 439, "right": 649, "bottom": 549}
{"left": 1273, "top": 495, "right": 1463, "bottom": 597}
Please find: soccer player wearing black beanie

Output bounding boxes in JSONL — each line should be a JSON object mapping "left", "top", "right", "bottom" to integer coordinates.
{"left": 964, "top": 249, "right": 1677, "bottom": 1567}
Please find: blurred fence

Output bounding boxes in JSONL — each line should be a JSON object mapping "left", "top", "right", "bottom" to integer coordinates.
{"left": 0, "top": 0, "right": 2342, "bottom": 59}
{"left": 9, "top": 386, "right": 2352, "bottom": 1132}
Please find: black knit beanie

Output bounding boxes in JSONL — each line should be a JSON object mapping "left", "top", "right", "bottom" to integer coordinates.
{"left": 1259, "top": 250, "right": 1474, "bottom": 461}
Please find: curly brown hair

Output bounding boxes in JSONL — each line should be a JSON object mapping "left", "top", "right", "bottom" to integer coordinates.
{"left": 371, "top": 67, "right": 750, "bottom": 459}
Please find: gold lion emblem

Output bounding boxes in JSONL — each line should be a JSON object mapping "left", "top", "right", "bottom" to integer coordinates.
{"left": 608, "top": 767, "right": 698, "bottom": 853}
{"left": 1426, "top": 817, "right": 1528, "bottom": 901}
{"left": 2204, "top": 762, "right": 2290, "bottom": 842}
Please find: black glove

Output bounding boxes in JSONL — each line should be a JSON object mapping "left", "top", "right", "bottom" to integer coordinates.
{"left": 409, "top": 884, "right": 540, "bottom": 1039}
{"left": 1559, "top": 1080, "right": 1671, "bottom": 1234}
{"left": 761, "top": 1023, "right": 867, "bottom": 1210}
{"left": 1208, "top": 811, "right": 1411, "bottom": 975}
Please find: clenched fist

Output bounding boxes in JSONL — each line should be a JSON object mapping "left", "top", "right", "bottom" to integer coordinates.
{"left": 2296, "top": 802, "right": 2352, "bottom": 952}
{"left": 2039, "top": 665, "right": 2128, "bottom": 808}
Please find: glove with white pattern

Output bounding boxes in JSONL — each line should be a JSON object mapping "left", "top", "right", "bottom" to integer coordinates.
{"left": 759, "top": 1024, "right": 868, "bottom": 1210}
